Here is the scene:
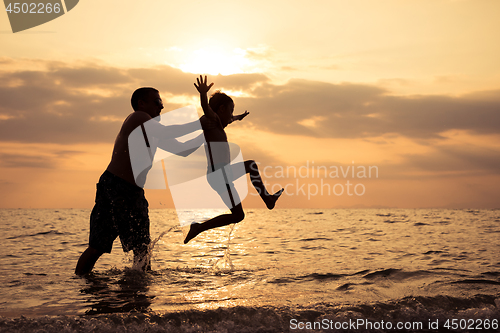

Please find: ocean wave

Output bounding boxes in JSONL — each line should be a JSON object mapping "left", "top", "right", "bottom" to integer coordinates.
{"left": 1, "top": 295, "right": 498, "bottom": 333}
{"left": 6, "top": 230, "right": 70, "bottom": 239}
{"left": 451, "top": 279, "right": 500, "bottom": 286}
{"left": 267, "top": 268, "right": 448, "bottom": 285}
{"left": 298, "top": 237, "right": 332, "bottom": 242}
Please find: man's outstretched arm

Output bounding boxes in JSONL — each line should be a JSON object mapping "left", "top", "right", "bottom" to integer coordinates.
{"left": 158, "top": 133, "right": 205, "bottom": 157}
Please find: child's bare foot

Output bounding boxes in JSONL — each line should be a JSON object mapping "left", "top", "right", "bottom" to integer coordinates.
{"left": 265, "top": 188, "right": 284, "bottom": 210}
{"left": 184, "top": 223, "right": 202, "bottom": 244}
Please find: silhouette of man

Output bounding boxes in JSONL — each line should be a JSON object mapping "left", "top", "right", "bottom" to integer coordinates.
{"left": 75, "top": 87, "right": 207, "bottom": 275}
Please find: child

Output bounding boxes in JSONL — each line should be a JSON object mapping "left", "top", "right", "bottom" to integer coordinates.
{"left": 184, "top": 75, "right": 283, "bottom": 243}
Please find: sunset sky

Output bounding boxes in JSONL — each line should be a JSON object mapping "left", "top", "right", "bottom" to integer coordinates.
{"left": 1, "top": 0, "right": 499, "bottom": 209}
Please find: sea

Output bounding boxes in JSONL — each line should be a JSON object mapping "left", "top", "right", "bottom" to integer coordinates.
{"left": 0, "top": 208, "right": 499, "bottom": 332}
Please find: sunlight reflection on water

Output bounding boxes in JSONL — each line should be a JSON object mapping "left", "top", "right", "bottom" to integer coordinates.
{"left": 1, "top": 208, "right": 500, "bottom": 318}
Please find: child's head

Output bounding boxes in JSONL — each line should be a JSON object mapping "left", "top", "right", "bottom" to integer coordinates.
{"left": 209, "top": 90, "right": 234, "bottom": 127}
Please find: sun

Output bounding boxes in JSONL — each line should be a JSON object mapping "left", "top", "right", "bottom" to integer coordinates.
{"left": 178, "top": 46, "right": 251, "bottom": 76}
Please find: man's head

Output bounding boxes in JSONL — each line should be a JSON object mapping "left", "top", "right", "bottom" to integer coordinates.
{"left": 209, "top": 91, "right": 234, "bottom": 127}
{"left": 131, "top": 87, "right": 164, "bottom": 118}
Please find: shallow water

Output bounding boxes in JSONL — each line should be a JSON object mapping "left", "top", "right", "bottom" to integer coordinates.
{"left": 1, "top": 208, "right": 499, "bottom": 332}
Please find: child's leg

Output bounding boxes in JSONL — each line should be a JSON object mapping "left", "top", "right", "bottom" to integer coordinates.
{"left": 183, "top": 160, "right": 284, "bottom": 244}
{"left": 184, "top": 172, "right": 244, "bottom": 244}
{"left": 244, "top": 160, "right": 283, "bottom": 209}
{"left": 184, "top": 203, "right": 244, "bottom": 244}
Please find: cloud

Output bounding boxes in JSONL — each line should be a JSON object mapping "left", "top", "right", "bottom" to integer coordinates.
{"left": 0, "top": 59, "right": 499, "bottom": 145}
{"left": 51, "top": 66, "right": 130, "bottom": 88}
{"left": 0, "top": 61, "right": 269, "bottom": 144}
{"left": 0, "top": 148, "right": 83, "bottom": 169}
{"left": 401, "top": 144, "right": 500, "bottom": 176}
{"left": 0, "top": 64, "right": 180, "bottom": 143}
{"left": 281, "top": 66, "right": 299, "bottom": 71}
{"left": 0, "top": 152, "right": 55, "bottom": 168}
{"left": 238, "top": 79, "right": 500, "bottom": 139}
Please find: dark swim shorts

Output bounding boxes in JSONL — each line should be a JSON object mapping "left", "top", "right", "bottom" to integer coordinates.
{"left": 89, "top": 170, "right": 150, "bottom": 254}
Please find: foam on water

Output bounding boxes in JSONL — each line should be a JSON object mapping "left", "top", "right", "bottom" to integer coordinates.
{"left": 0, "top": 295, "right": 499, "bottom": 333}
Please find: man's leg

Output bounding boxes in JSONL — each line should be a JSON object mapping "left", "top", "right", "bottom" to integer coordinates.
{"left": 244, "top": 160, "right": 283, "bottom": 209}
{"left": 79, "top": 171, "right": 116, "bottom": 276}
{"left": 75, "top": 247, "right": 104, "bottom": 275}
{"left": 132, "top": 245, "right": 151, "bottom": 272}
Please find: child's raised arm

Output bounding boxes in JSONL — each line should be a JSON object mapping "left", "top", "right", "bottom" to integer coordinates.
{"left": 194, "top": 75, "right": 218, "bottom": 121}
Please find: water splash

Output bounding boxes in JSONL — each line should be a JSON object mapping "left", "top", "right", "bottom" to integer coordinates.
{"left": 210, "top": 224, "right": 236, "bottom": 272}
{"left": 132, "top": 226, "right": 177, "bottom": 271}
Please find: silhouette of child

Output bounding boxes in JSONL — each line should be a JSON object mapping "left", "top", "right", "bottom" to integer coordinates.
{"left": 184, "top": 76, "right": 283, "bottom": 243}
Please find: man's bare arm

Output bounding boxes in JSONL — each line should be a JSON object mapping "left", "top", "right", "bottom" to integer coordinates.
{"left": 144, "top": 118, "right": 202, "bottom": 140}
{"left": 158, "top": 133, "right": 205, "bottom": 157}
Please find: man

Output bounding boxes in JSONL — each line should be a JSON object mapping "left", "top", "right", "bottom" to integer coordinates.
{"left": 75, "top": 87, "right": 206, "bottom": 275}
